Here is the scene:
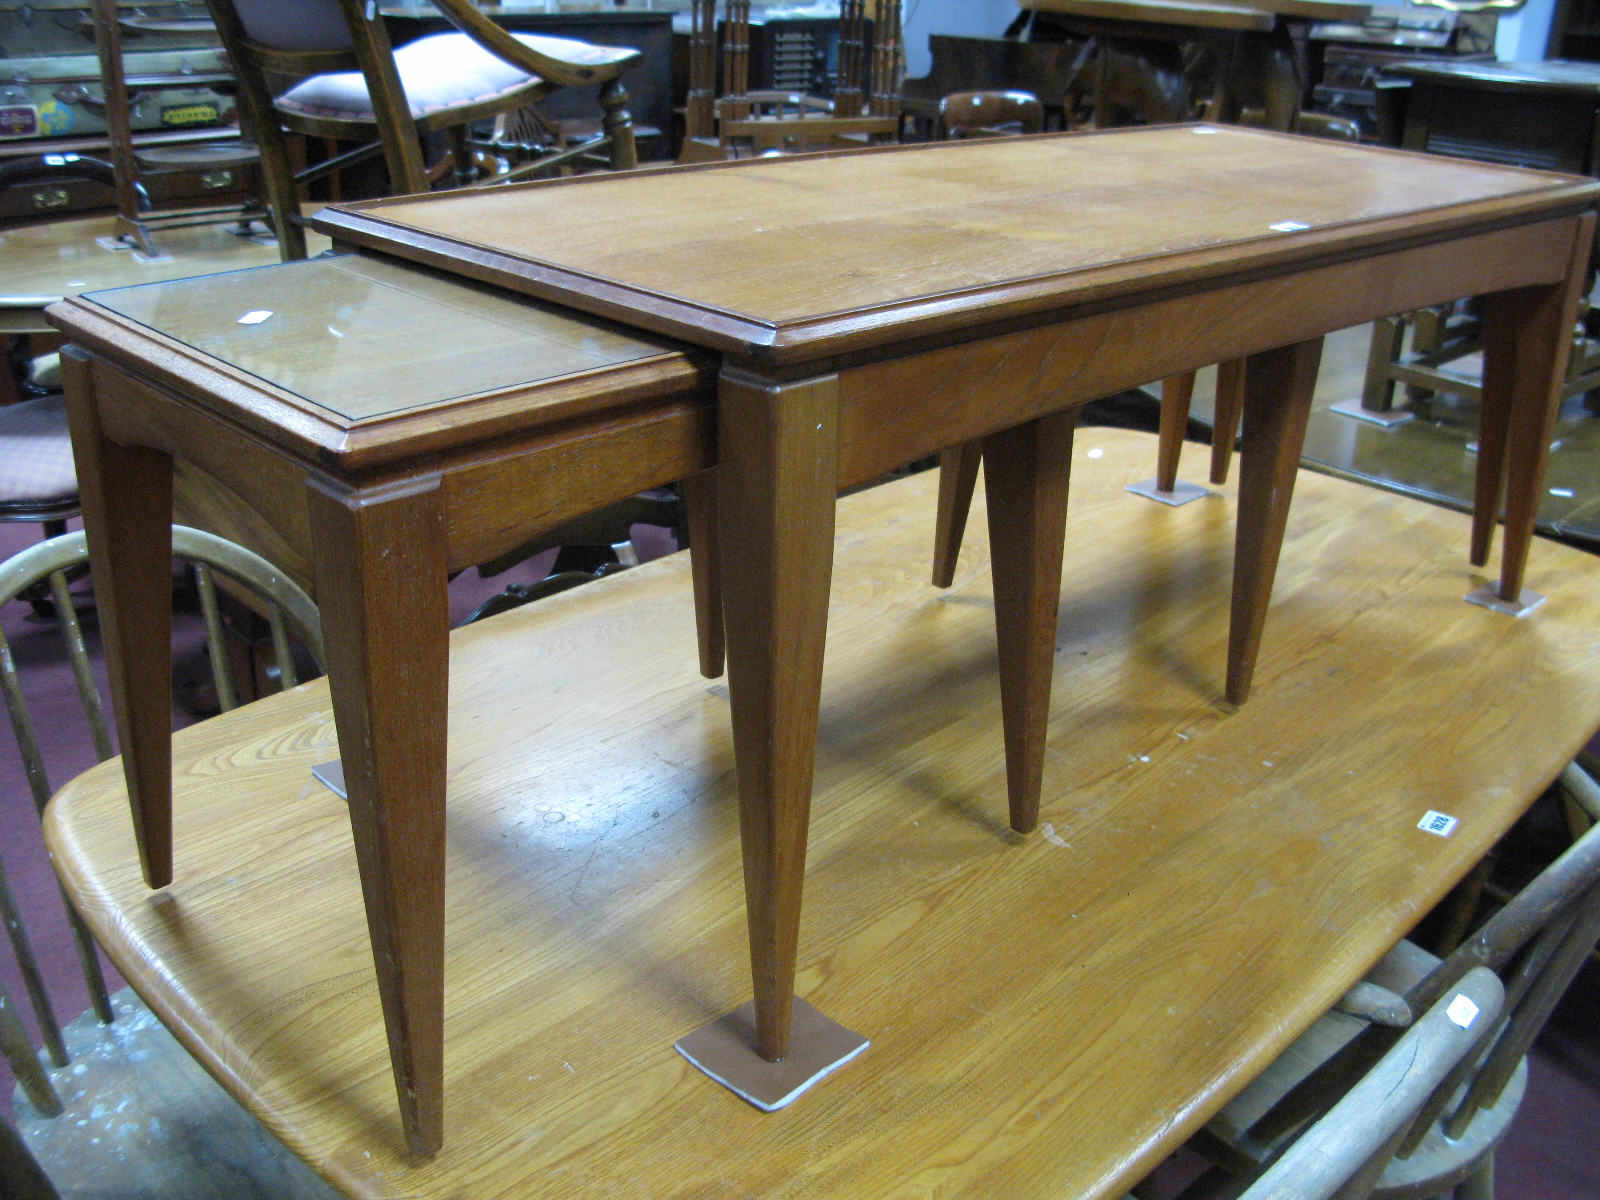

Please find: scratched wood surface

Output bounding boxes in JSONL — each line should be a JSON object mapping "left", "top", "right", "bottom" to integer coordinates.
{"left": 313, "top": 126, "right": 1600, "bottom": 360}
{"left": 46, "top": 430, "right": 1600, "bottom": 1199}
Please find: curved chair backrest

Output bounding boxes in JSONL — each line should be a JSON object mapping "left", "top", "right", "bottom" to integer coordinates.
{"left": 231, "top": 0, "right": 353, "bottom": 51}
{"left": 938, "top": 90, "right": 1045, "bottom": 139}
{"left": 0, "top": 526, "right": 321, "bottom": 1119}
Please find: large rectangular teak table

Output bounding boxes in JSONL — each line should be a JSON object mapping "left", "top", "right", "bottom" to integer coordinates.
{"left": 55, "top": 125, "right": 1600, "bottom": 1156}
{"left": 44, "top": 436, "right": 1600, "bottom": 1197}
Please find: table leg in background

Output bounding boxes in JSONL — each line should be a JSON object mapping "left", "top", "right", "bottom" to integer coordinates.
{"left": 1155, "top": 372, "right": 1192, "bottom": 493}
{"left": 1476, "top": 211, "right": 1594, "bottom": 606}
{"left": 1212, "top": 357, "right": 1245, "bottom": 486}
{"left": 306, "top": 474, "right": 450, "bottom": 1158}
{"left": 60, "top": 347, "right": 176, "bottom": 889}
{"left": 932, "top": 441, "right": 983, "bottom": 588}
{"left": 680, "top": 469, "right": 726, "bottom": 679}
{"left": 1227, "top": 336, "right": 1324, "bottom": 707}
{"left": 982, "top": 409, "right": 1077, "bottom": 835}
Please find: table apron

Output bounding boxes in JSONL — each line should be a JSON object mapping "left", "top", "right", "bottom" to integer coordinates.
{"left": 87, "top": 354, "right": 717, "bottom": 579}
{"left": 833, "top": 217, "right": 1579, "bottom": 487}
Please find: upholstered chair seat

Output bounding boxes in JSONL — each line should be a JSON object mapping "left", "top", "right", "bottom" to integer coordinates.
{"left": 276, "top": 32, "right": 637, "bottom": 123}
{"left": 0, "top": 395, "right": 77, "bottom": 512}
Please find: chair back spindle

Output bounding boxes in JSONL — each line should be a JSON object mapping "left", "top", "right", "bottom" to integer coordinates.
{"left": 0, "top": 527, "right": 322, "bottom": 1123}
{"left": 685, "top": 0, "right": 717, "bottom": 141}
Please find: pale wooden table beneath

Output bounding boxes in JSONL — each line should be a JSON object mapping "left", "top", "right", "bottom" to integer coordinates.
{"left": 0, "top": 212, "right": 329, "bottom": 336}
{"left": 315, "top": 126, "right": 1600, "bottom": 1119}
{"left": 46, "top": 431, "right": 1600, "bottom": 1199}
{"left": 47, "top": 250, "right": 719, "bottom": 1157}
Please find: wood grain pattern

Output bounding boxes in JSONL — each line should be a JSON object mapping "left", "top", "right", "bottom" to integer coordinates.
{"left": 1157, "top": 373, "right": 1195, "bottom": 492}
{"left": 1228, "top": 337, "right": 1323, "bottom": 705}
{"left": 830, "top": 217, "right": 1576, "bottom": 488}
{"left": 59, "top": 348, "right": 176, "bottom": 889}
{"left": 1212, "top": 357, "right": 1245, "bottom": 485}
{"left": 1474, "top": 211, "right": 1597, "bottom": 597}
{"left": 715, "top": 367, "right": 840, "bottom": 1061}
{"left": 48, "top": 255, "right": 713, "bottom": 473}
{"left": 982, "top": 409, "right": 1078, "bottom": 833}
{"left": 313, "top": 127, "right": 1600, "bottom": 363}
{"left": 932, "top": 442, "right": 983, "bottom": 588}
{"left": 305, "top": 474, "right": 452, "bottom": 1158}
{"left": 45, "top": 431, "right": 1600, "bottom": 1199}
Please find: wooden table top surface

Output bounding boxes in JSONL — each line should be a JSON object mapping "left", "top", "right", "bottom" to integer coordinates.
{"left": 69, "top": 253, "right": 690, "bottom": 424}
{"left": 46, "top": 431, "right": 1600, "bottom": 1199}
{"left": 46, "top": 251, "right": 711, "bottom": 472}
{"left": 313, "top": 126, "right": 1600, "bottom": 364}
{"left": 1384, "top": 57, "right": 1600, "bottom": 95}
{"left": 1021, "top": 0, "right": 1368, "bottom": 26}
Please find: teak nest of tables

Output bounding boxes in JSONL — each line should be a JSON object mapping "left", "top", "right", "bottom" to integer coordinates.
{"left": 50, "top": 124, "right": 1600, "bottom": 1156}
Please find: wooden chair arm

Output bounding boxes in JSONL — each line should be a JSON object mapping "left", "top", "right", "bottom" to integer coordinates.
{"left": 428, "top": 0, "right": 640, "bottom": 89}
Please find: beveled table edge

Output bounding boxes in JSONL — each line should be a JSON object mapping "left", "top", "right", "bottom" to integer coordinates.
{"left": 312, "top": 128, "right": 1600, "bottom": 367}
{"left": 45, "top": 295, "right": 715, "bottom": 476}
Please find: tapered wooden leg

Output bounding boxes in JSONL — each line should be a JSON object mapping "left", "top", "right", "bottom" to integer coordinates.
{"left": 1361, "top": 314, "right": 1403, "bottom": 414}
{"left": 931, "top": 441, "right": 982, "bottom": 588}
{"left": 680, "top": 469, "right": 725, "bottom": 678}
{"left": 1477, "top": 215, "right": 1592, "bottom": 598}
{"left": 1155, "top": 372, "right": 1194, "bottom": 492}
{"left": 59, "top": 349, "right": 175, "bottom": 889}
{"left": 1211, "top": 357, "right": 1245, "bottom": 485}
{"left": 716, "top": 366, "right": 838, "bottom": 1062}
{"left": 306, "top": 475, "right": 450, "bottom": 1157}
{"left": 1227, "top": 337, "right": 1323, "bottom": 707}
{"left": 982, "top": 408, "right": 1077, "bottom": 835}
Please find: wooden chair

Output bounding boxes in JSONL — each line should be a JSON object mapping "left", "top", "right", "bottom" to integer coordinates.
{"left": 203, "top": 0, "right": 641, "bottom": 260}
{"left": 937, "top": 90, "right": 1044, "bottom": 139}
{"left": 0, "top": 525, "right": 333, "bottom": 1196}
{"left": 1171, "top": 765, "right": 1600, "bottom": 1200}
{"left": 679, "top": 0, "right": 901, "bottom": 162}
{"left": 87, "top": 0, "right": 265, "bottom": 259}
{"left": 0, "top": 395, "right": 79, "bottom": 544}
{"left": 1227, "top": 966, "right": 1507, "bottom": 1200}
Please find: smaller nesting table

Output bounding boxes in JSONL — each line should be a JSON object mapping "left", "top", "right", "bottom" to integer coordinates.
{"left": 48, "top": 251, "right": 718, "bottom": 1155}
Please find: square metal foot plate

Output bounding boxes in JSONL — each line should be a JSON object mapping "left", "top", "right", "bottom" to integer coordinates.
{"left": 1329, "top": 399, "right": 1416, "bottom": 427}
{"left": 1125, "top": 478, "right": 1210, "bottom": 507}
{"left": 1465, "top": 585, "right": 1547, "bottom": 617}
{"left": 676, "top": 997, "right": 868, "bottom": 1111}
{"left": 311, "top": 760, "right": 347, "bottom": 799}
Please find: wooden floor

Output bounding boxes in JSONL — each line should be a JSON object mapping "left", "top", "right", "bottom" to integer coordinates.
{"left": 44, "top": 430, "right": 1600, "bottom": 1199}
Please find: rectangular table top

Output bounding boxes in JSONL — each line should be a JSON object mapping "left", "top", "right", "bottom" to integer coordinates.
{"left": 76, "top": 253, "right": 685, "bottom": 424}
{"left": 312, "top": 126, "right": 1600, "bottom": 365}
{"left": 47, "top": 252, "right": 711, "bottom": 473}
{"left": 46, "top": 430, "right": 1600, "bottom": 1199}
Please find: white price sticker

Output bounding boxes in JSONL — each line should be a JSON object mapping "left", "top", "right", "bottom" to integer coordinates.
{"left": 1446, "top": 994, "right": 1480, "bottom": 1028}
{"left": 1418, "top": 810, "right": 1459, "bottom": 838}
{"left": 1270, "top": 221, "right": 1311, "bottom": 232}
{"left": 237, "top": 310, "right": 273, "bottom": 325}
